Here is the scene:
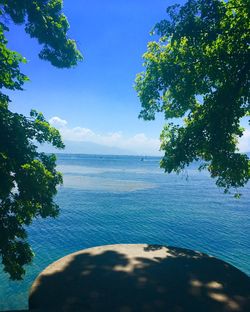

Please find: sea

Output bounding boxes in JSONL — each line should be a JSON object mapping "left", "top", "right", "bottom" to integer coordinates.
{"left": 0, "top": 154, "right": 249, "bottom": 311}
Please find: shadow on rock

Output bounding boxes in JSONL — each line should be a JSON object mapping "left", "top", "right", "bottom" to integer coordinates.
{"left": 29, "top": 244, "right": 250, "bottom": 312}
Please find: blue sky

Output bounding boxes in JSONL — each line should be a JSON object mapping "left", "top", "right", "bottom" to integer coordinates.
{"left": 6, "top": 0, "right": 250, "bottom": 155}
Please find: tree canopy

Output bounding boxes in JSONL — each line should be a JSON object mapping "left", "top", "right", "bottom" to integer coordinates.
{"left": 135, "top": 0, "right": 250, "bottom": 196}
{"left": 0, "top": 0, "right": 82, "bottom": 279}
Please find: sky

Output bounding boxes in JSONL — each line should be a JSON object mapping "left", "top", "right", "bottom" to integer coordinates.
{"left": 5, "top": 0, "right": 250, "bottom": 155}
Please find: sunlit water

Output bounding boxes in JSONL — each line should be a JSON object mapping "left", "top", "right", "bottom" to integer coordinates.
{"left": 0, "top": 154, "right": 249, "bottom": 310}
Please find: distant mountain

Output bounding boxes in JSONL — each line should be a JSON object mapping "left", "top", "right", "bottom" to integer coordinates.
{"left": 39, "top": 141, "right": 249, "bottom": 158}
{"left": 63, "top": 140, "right": 135, "bottom": 155}
{"left": 39, "top": 140, "right": 141, "bottom": 156}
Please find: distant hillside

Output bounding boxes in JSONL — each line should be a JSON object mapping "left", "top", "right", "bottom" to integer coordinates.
{"left": 39, "top": 140, "right": 153, "bottom": 156}
{"left": 39, "top": 142, "right": 249, "bottom": 158}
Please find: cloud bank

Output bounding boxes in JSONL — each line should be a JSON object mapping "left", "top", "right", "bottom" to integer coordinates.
{"left": 49, "top": 116, "right": 161, "bottom": 155}
{"left": 49, "top": 116, "right": 250, "bottom": 155}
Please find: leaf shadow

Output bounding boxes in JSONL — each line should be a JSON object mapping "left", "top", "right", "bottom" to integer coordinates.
{"left": 29, "top": 245, "right": 250, "bottom": 312}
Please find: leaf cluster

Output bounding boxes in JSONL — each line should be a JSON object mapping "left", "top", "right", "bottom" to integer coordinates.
{"left": 135, "top": 0, "right": 250, "bottom": 195}
{"left": 0, "top": 0, "right": 82, "bottom": 279}
{"left": 0, "top": 104, "right": 64, "bottom": 279}
{"left": 0, "top": 0, "right": 83, "bottom": 67}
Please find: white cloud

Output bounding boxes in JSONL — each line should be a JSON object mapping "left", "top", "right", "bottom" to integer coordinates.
{"left": 49, "top": 116, "right": 68, "bottom": 128}
{"left": 49, "top": 116, "right": 250, "bottom": 155}
{"left": 49, "top": 116, "right": 160, "bottom": 155}
{"left": 238, "top": 130, "right": 250, "bottom": 153}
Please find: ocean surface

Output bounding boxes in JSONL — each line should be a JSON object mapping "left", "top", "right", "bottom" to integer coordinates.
{"left": 0, "top": 154, "right": 249, "bottom": 311}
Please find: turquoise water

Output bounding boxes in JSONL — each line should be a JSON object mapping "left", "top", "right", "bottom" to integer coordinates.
{"left": 0, "top": 154, "right": 250, "bottom": 311}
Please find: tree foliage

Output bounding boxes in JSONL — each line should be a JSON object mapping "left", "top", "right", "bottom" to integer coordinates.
{"left": 0, "top": 0, "right": 82, "bottom": 279}
{"left": 135, "top": 0, "right": 250, "bottom": 195}
{"left": 1, "top": 0, "right": 82, "bottom": 67}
